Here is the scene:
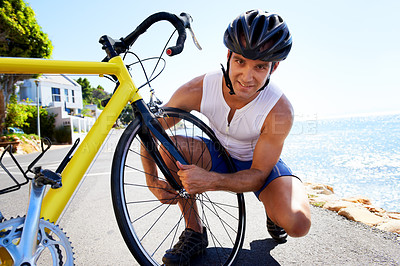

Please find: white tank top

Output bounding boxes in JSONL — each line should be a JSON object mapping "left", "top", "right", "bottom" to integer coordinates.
{"left": 200, "top": 70, "right": 283, "bottom": 161}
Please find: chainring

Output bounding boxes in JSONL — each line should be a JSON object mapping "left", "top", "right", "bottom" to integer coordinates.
{"left": 0, "top": 217, "right": 74, "bottom": 265}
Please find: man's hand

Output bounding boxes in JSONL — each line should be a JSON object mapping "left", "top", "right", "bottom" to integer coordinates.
{"left": 176, "top": 161, "right": 212, "bottom": 194}
{"left": 147, "top": 177, "right": 179, "bottom": 204}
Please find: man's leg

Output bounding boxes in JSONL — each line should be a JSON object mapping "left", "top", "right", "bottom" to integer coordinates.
{"left": 259, "top": 176, "right": 311, "bottom": 238}
{"left": 160, "top": 136, "right": 211, "bottom": 233}
{"left": 159, "top": 136, "right": 210, "bottom": 265}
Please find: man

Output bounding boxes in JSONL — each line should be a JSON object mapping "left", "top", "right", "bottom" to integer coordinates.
{"left": 143, "top": 9, "right": 311, "bottom": 265}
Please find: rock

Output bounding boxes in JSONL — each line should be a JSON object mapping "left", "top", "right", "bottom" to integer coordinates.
{"left": 365, "top": 205, "right": 386, "bottom": 214}
{"left": 308, "top": 193, "right": 340, "bottom": 208}
{"left": 342, "top": 196, "right": 372, "bottom": 205}
{"left": 338, "top": 207, "right": 385, "bottom": 226}
{"left": 323, "top": 200, "right": 354, "bottom": 212}
{"left": 387, "top": 212, "right": 400, "bottom": 220}
{"left": 304, "top": 182, "right": 400, "bottom": 234}
{"left": 376, "top": 220, "right": 400, "bottom": 234}
{"left": 363, "top": 206, "right": 390, "bottom": 219}
{"left": 304, "top": 182, "right": 334, "bottom": 195}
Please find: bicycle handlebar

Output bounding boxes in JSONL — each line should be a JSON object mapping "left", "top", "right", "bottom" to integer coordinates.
{"left": 124, "top": 12, "right": 190, "bottom": 56}
{"left": 100, "top": 12, "right": 194, "bottom": 61}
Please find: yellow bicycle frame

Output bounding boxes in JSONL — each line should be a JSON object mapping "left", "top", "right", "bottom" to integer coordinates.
{"left": 0, "top": 56, "right": 142, "bottom": 223}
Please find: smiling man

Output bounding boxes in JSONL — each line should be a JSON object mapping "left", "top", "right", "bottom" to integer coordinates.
{"left": 142, "top": 9, "right": 311, "bottom": 265}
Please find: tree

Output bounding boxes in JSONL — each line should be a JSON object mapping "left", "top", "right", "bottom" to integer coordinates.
{"left": 0, "top": 0, "right": 53, "bottom": 131}
{"left": 92, "top": 85, "right": 108, "bottom": 109}
{"left": 76, "top": 78, "right": 109, "bottom": 109}
{"left": 76, "top": 77, "right": 93, "bottom": 104}
{"left": 3, "top": 94, "right": 30, "bottom": 128}
{"left": 4, "top": 95, "right": 56, "bottom": 139}
{"left": 22, "top": 103, "right": 56, "bottom": 140}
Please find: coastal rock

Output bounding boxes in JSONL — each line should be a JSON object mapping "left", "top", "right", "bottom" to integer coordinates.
{"left": 365, "top": 205, "right": 386, "bottom": 214}
{"left": 376, "top": 220, "right": 400, "bottom": 234}
{"left": 323, "top": 200, "right": 354, "bottom": 212}
{"left": 305, "top": 182, "right": 399, "bottom": 235}
{"left": 304, "top": 182, "right": 334, "bottom": 195}
{"left": 342, "top": 196, "right": 372, "bottom": 205}
{"left": 309, "top": 195, "right": 341, "bottom": 209}
{"left": 387, "top": 212, "right": 400, "bottom": 220}
{"left": 338, "top": 207, "right": 385, "bottom": 226}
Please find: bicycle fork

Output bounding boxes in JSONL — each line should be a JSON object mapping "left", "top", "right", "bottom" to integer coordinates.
{"left": 133, "top": 100, "right": 190, "bottom": 199}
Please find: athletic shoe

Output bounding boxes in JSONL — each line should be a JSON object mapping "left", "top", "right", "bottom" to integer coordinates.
{"left": 266, "top": 215, "right": 287, "bottom": 243}
{"left": 162, "top": 227, "right": 208, "bottom": 265}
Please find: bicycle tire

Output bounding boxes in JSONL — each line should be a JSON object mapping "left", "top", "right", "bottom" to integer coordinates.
{"left": 111, "top": 107, "right": 246, "bottom": 265}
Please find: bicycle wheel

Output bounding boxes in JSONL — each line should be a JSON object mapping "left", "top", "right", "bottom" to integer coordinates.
{"left": 111, "top": 107, "right": 245, "bottom": 265}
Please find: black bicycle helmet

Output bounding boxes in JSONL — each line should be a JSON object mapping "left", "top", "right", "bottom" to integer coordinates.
{"left": 223, "top": 9, "right": 292, "bottom": 62}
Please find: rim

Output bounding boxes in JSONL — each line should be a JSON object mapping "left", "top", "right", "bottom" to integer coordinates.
{"left": 114, "top": 110, "right": 245, "bottom": 265}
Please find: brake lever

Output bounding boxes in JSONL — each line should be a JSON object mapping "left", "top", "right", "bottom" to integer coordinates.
{"left": 179, "top": 12, "right": 202, "bottom": 51}
{"left": 188, "top": 27, "right": 202, "bottom": 50}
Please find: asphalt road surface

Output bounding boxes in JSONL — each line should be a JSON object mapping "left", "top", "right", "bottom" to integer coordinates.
{"left": 1, "top": 129, "right": 399, "bottom": 265}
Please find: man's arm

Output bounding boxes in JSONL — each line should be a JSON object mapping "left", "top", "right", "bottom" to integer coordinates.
{"left": 164, "top": 74, "right": 205, "bottom": 112}
{"left": 155, "top": 74, "right": 204, "bottom": 129}
{"left": 177, "top": 95, "right": 294, "bottom": 194}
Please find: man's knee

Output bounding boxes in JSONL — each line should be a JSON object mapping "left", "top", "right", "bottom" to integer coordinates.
{"left": 284, "top": 210, "right": 311, "bottom": 238}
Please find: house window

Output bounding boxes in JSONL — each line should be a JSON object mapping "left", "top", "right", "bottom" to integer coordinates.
{"left": 65, "top": 89, "right": 69, "bottom": 102}
{"left": 52, "top": 88, "right": 61, "bottom": 102}
{"left": 71, "top": 90, "right": 75, "bottom": 103}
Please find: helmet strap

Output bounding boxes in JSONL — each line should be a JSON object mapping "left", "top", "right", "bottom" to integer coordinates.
{"left": 220, "top": 51, "right": 235, "bottom": 95}
{"left": 256, "top": 62, "right": 275, "bottom": 92}
{"left": 256, "top": 77, "right": 270, "bottom": 92}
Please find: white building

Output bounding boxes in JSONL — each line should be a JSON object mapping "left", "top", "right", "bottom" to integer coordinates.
{"left": 19, "top": 74, "right": 83, "bottom": 115}
{"left": 18, "top": 74, "right": 98, "bottom": 143}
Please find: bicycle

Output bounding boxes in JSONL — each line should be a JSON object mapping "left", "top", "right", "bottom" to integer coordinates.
{"left": 0, "top": 11, "right": 246, "bottom": 265}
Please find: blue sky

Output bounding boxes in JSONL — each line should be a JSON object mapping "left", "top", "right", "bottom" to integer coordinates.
{"left": 27, "top": 0, "right": 400, "bottom": 118}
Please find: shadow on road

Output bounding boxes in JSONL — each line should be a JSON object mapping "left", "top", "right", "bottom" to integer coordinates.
{"left": 235, "top": 238, "right": 281, "bottom": 265}
{"left": 187, "top": 238, "right": 280, "bottom": 265}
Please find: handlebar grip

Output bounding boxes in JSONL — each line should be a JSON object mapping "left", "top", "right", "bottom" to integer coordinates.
{"left": 166, "top": 32, "right": 186, "bottom": 56}
{"left": 165, "top": 12, "right": 193, "bottom": 56}
{"left": 165, "top": 14, "right": 188, "bottom": 56}
{"left": 166, "top": 46, "right": 182, "bottom": 56}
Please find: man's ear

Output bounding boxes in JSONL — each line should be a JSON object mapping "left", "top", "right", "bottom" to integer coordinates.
{"left": 271, "top": 62, "right": 280, "bottom": 74}
{"left": 227, "top": 50, "right": 232, "bottom": 60}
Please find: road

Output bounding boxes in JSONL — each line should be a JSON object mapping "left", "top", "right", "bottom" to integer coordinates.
{"left": 1, "top": 129, "right": 399, "bottom": 265}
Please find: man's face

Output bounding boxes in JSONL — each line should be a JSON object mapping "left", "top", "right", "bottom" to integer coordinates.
{"left": 228, "top": 52, "right": 276, "bottom": 100}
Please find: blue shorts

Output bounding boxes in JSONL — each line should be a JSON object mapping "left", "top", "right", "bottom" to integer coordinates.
{"left": 202, "top": 138, "right": 297, "bottom": 200}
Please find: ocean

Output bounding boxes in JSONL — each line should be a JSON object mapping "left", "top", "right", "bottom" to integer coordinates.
{"left": 282, "top": 113, "right": 400, "bottom": 213}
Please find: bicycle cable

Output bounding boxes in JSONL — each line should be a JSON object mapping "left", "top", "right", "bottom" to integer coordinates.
{"left": 123, "top": 29, "right": 176, "bottom": 91}
{"left": 123, "top": 53, "right": 166, "bottom": 90}
{"left": 149, "top": 29, "right": 176, "bottom": 82}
